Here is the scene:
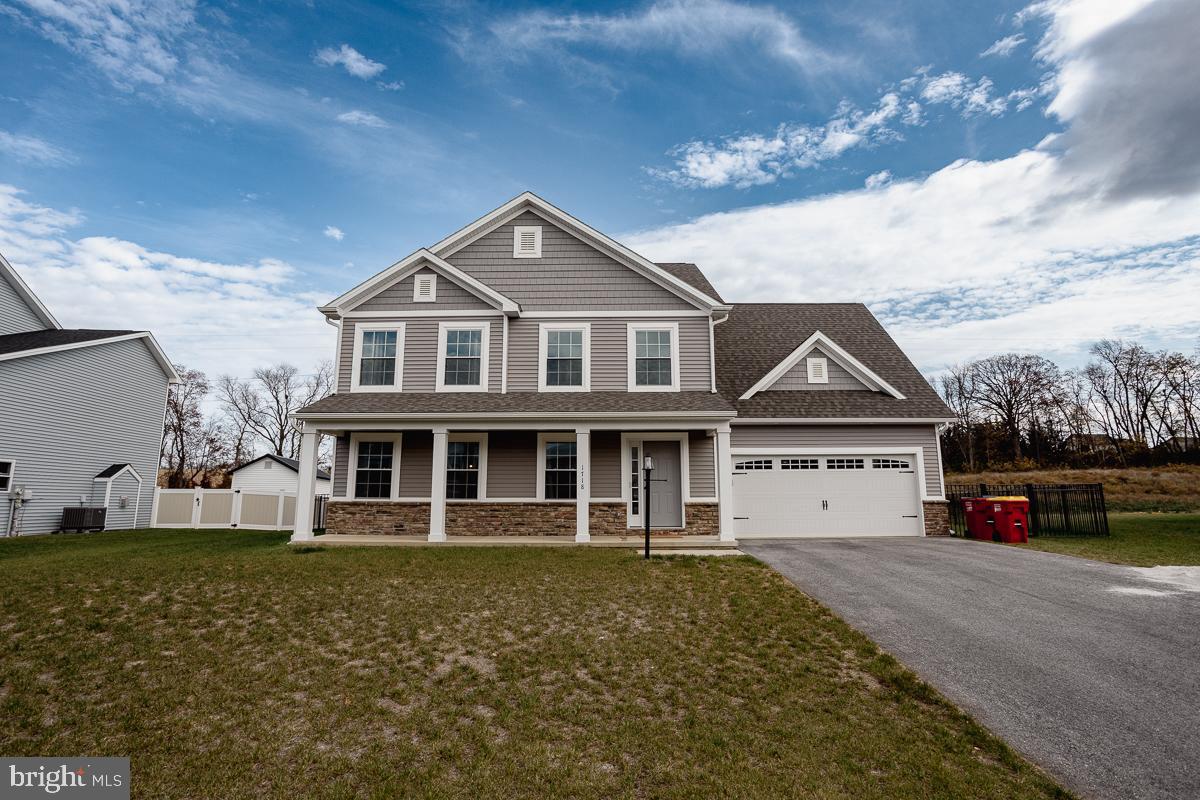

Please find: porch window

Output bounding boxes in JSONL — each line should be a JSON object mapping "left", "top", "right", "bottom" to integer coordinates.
{"left": 437, "top": 323, "right": 489, "bottom": 391}
{"left": 627, "top": 324, "right": 679, "bottom": 391}
{"left": 351, "top": 324, "right": 404, "bottom": 391}
{"left": 0, "top": 460, "right": 13, "bottom": 492}
{"left": 446, "top": 441, "right": 481, "bottom": 498}
{"left": 543, "top": 442, "right": 577, "bottom": 500}
{"left": 354, "top": 442, "right": 394, "bottom": 498}
{"left": 539, "top": 325, "right": 589, "bottom": 390}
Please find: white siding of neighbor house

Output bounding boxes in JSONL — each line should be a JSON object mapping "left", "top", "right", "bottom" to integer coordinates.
{"left": 766, "top": 347, "right": 870, "bottom": 391}
{"left": 230, "top": 460, "right": 331, "bottom": 494}
{"left": 444, "top": 211, "right": 695, "bottom": 311}
{"left": 0, "top": 269, "right": 46, "bottom": 335}
{"left": 0, "top": 338, "right": 170, "bottom": 535}
{"left": 730, "top": 424, "right": 945, "bottom": 497}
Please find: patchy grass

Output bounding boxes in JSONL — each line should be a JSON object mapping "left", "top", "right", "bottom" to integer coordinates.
{"left": 1015, "top": 513, "right": 1200, "bottom": 567}
{"left": 0, "top": 530, "right": 1069, "bottom": 799}
{"left": 948, "top": 465, "right": 1200, "bottom": 512}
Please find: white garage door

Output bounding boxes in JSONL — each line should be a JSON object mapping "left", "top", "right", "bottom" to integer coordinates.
{"left": 732, "top": 455, "right": 922, "bottom": 538}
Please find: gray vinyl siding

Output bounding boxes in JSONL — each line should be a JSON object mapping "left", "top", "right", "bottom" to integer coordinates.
{"left": 0, "top": 270, "right": 46, "bottom": 335}
{"left": 767, "top": 347, "right": 869, "bottom": 391}
{"left": 730, "top": 424, "right": 944, "bottom": 497}
{"left": 355, "top": 269, "right": 494, "bottom": 312}
{"left": 332, "top": 435, "right": 350, "bottom": 496}
{"left": 445, "top": 211, "right": 695, "bottom": 311}
{"left": 590, "top": 431, "right": 622, "bottom": 498}
{"left": 0, "top": 338, "right": 169, "bottom": 535}
{"left": 688, "top": 431, "right": 716, "bottom": 498}
{"left": 506, "top": 316, "right": 711, "bottom": 392}
{"left": 487, "top": 431, "right": 536, "bottom": 497}
{"left": 398, "top": 431, "right": 433, "bottom": 497}
{"left": 337, "top": 316, "right": 503, "bottom": 393}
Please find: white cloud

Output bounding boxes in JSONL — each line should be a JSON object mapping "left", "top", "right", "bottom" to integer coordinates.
{"left": 919, "top": 71, "right": 1008, "bottom": 116}
{"left": 0, "top": 184, "right": 331, "bottom": 380}
{"left": 864, "top": 170, "right": 892, "bottom": 189}
{"left": 0, "top": 131, "right": 77, "bottom": 167}
{"left": 981, "top": 34, "right": 1026, "bottom": 57}
{"left": 377, "top": 80, "right": 405, "bottom": 92}
{"left": 323, "top": 226, "right": 344, "bottom": 242}
{"left": 627, "top": 0, "right": 1200, "bottom": 368}
{"left": 336, "top": 110, "right": 388, "bottom": 128}
{"left": 314, "top": 44, "right": 387, "bottom": 80}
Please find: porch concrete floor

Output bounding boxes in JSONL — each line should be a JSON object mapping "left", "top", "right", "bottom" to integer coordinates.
{"left": 299, "top": 534, "right": 738, "bottom": 550}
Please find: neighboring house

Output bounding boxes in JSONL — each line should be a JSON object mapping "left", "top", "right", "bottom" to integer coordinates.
{"left": 290, "top": 193, "right": 954, "bottom": 542}
{"left": 0, "top": 253, "right": 178, "bottom": 536}
{"left": 229, "top": 454, "right": 331, "bottom": 495}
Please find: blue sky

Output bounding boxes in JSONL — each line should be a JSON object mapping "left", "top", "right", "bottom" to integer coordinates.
{"left": 1, "top": 0, "right": 1198, "bottom": 380}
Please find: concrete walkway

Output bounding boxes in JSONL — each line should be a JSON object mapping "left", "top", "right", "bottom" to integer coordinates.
{"left": 742, "top": 537, "right": 1200, "bottom": 800}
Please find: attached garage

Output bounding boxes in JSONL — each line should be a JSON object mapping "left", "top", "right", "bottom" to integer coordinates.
{"left": 732, "top": 453, "right": 923, "bottom": 538}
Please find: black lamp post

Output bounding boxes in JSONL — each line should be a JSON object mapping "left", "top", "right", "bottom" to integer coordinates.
{"left": 642, "top": 455, "right": 654, "bottom": 559}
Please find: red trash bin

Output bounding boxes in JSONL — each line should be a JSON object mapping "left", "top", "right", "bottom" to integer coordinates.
{"left": 960, "top": 497, "right": 990, "bottom": 540}
{"left": 984, "top": 496, "right": 1030, "bottom": 543}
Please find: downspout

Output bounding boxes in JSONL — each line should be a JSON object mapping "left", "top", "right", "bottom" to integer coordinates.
{"left": 501, "top": 314, "right": 509, "bottom": 393}
{"left": 710, "top": 313, "right": 730, "bottom": 393}
{"left": 326, "top": 316, "right": 342, "bottom": 391}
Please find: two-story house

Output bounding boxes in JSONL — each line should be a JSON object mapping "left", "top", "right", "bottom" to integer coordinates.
{"left": 290, "top": 193, "right": 953, "bottom": 543}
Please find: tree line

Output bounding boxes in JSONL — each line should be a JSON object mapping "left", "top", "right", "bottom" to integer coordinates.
{"left": 160, "top": 361, "right": 333, "bottom": 488}
{"left": 933, "top": 340, "right": 1200, "bottom": 473}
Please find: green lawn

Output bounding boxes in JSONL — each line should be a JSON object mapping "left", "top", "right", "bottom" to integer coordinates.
{"left": 0, "top": 530, "right": 1068, "bottom": 799}
{"left": 1015, "top": 513, "right": 1200, "bottom": 566}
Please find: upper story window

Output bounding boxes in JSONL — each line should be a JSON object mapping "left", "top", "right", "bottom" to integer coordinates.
{"left": 354, "top": 441, "right": 395, "bottom": 499}
{"left": 446, "top": 435, "right": 486, "bottom": 499}
{"left": 351, "top": 323, "right": 404, "bottom": 392}
{"left": 436, "top": 322, "right": 490, "bottom": 392}
{"left": 806, "top": 356, "right": 829, "bottom": 384}
{"left": 0, "top": 460, "right": 13, "bottom": 493}
{"left": 627, "top": 323, "right": 679, "bottom": 392}
{"left": 413, "top": 273, "right": 436, "bottom": 302}
{"left": 513, "top": 225, "right": 542, "bottom": 258}
{"left": 538, "top": 324, "right": 590, "bottom": 391}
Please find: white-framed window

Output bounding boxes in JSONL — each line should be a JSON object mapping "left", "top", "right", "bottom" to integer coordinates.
{"left": 436, "top": 322, "right": 490, "bottom": 392}
{"left": 513, "top": 225, "right": 542, "bottom": 258}
{"left": 537, "top": 434, "right": 578, "bottom": 500}
{"left": 872, "top": 458, "right": 911, "bottom": 470}
{"left": 351, "top": 322, "right": 405, "bottom": 392}
{"left": 629, "top": 445, "right": 640, "bottom": 516}
{"left": 781, "top": 458, "right": 819, "bottom": 470}
{"left": 446, "top": 433, "right": 487, "bottom": 499}
{"left": 806, "top": 356, "right": 829, "bottom": 384}
{"left": 735, "top": 459, "right": 773, "bottom": 471}
{"left": 827, "top": 458, "right": 864, "bottom": 470}
{"left": 538, "top": 323, "right": 590, "bottom": 391}
{"left": 627, "top": 323, "right": 680, "bottom": 392}
{"left": 0, "top": 460, "right": 13, "bottom": 493}
{"left": 347, "top": 434, "right": 402, "bottom": 499}
{"left": 413, "top": 272, "right": 437, "bottom": 302}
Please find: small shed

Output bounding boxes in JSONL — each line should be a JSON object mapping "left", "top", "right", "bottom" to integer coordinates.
{"left": 229, "top": 454, "right": 331, "bottom": 494}
{"left": 91, "top": 464, "right": 144, "bottom": 529}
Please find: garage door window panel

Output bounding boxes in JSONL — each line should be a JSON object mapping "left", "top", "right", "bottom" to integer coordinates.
{"left": 827, "top": 458, "right": 865, "bottom": 470}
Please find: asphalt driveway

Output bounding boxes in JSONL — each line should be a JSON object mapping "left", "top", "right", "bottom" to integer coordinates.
{"left": 741, "top": 537, "right": 1200, "bottom": 800}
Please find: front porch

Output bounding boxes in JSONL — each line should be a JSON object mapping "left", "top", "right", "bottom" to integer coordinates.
{"left": 289, "top": 419, "right": 737, "bottom": 544}
{"left": 296, "top": 533, "right": 739, "bottom": 550}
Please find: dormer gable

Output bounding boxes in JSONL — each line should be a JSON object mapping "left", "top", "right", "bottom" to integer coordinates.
{"left": 739, "top": 330, "right": 907, "bottom": 401}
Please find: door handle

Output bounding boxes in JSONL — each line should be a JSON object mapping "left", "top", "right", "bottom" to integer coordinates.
{"left": 822, "top": 500, "right": 828, "bottom": 511}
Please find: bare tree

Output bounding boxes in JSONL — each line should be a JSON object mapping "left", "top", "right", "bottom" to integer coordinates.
{"left": 935, "top": 364, "right": 980, "bottom": 472}
{"left": 968, "top": 354, "right": 1060, "bottom": 462}
{"left": 161, "top": 366, "right": 230, "bottom": 488}
{"left": 218, "top": 360, "right": 334, "bottom": 460}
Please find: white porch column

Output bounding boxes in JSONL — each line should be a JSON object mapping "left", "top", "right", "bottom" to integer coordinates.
{"left": 715, "top": 423, "right": 736, "bottom": 542}
{"left": 575, "top": 428, "right": 591, "bottom": 543}
{"left": 429, "top": 427, "right": 448, "bottom": 542}
{"left": 290, "top": 427, "right": 320, "bottom": 542}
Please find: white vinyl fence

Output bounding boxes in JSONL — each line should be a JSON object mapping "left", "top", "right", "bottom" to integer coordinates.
{"left": 152, "top": 488, "right": 324, "bottom": 531}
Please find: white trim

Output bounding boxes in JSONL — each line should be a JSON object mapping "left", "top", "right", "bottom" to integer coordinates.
{"left": 347, "top": 433, "right": 404, "bottom": 500}
{"left": 728, "top": 445, "right": 937, "bottom": 501}
{"left": 435, "top": 321, "right": 491, "bottom": 392}
{"left": 330, "top": 249, "right": 519, "bottom": 314}
{"left": 738, "top": 331, "right": 906, "bottom": 401}
{"left": 538, "top": 323, "right": 591, "bottom": 392}
{"left": 0, "top": 251, "right": 60, "bottom": 329}
{"left": 427, "top": 193, "right": 723, "bottom": 310}
{"left": 327, "top": 317, "right": 342, "bottom": 390}
{"left": 0, "top": 458, "right": 15, "bottom": 496}
{"left": 731, "top": 417, "right": 955, "bottom": 425}
{"left": 519, "top": 310, "right": 710, "bottom": 318}
{"left": 620, "top": 432, "right": 689, "bottom": 528}
{"left": 0, "top": 331, "right": 181, "bottom": 383}
{"left": 501, "top": 314, "right": 509, "bottom": 394}
{"left": 536, "top": 432, "right": 580, "bottom": 500}
{"left": 297, "top": 413, "right": 736, "bottom": 426}
{"left": 413, "top": 272, "right": 436, "bottom": 302}
{"left": 708, "top": 317, "right": 717, "bottom": 393}
{"left": 350, "top": 322, "right": 405, "bottom": 393}
{"left": 806, "top": 357, "right": 829, "bottom": 384}
{"left": 343, "top": 309, "right": 502, "bottom": 319}
{"left": 626, "top": 322, "right": 680, "bottom": 392}
{"left": 512, "top": 225, "right": 542, "bottom": 258}
{"left": 93, "top": 463, "right": 144, "bottom": 484}
{"left": 447, "top": 432, "right": 488, "bottom": 500}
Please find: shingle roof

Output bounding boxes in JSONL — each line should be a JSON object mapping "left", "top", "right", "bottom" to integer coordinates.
{"left": 714, "top": 303, "right": 953, "bottom": 419}
{"left": 298, "top": 391, "right": 735, "bottom": 416}
{"left": 95, "top": 464, "right": 132, "bottom": 479}
{"left": 230, "top": 454, "right": 331, "bottom": 480}
{"left": 654, "top": 263, "right": 725, "bottom": 303}
{"left": 0, "top": 329, "right": 139, "bottom": 356}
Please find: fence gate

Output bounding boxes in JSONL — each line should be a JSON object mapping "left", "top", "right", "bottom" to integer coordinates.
{"left": 946, "top": 483, "right": 1109, "bottom": 537}
{"left": 151, "top": 488, "right": 326, "bottom": 532}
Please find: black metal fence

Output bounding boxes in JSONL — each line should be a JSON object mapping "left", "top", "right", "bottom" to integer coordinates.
{"left": 313, "top": 495, "right": 329, "bottom": 533}
{"left": 946, "top": 483, "right": 1109, "bottom": 537}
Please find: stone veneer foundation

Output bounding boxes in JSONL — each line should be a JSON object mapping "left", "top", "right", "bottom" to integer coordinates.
{"left": 326, "top": 501, "right": 430, "bottom": 535}
{"left": 922, "top": 501, "right": 951, "bottom": 536}
{"left": 445, "top": 502, "right": 576, "bottom": 536}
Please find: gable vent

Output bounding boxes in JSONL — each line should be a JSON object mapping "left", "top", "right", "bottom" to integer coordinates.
{"left": 806, "top": 356, "right": 828, "bottom": 384}
{"left": 413, "top": 273, "right": 436, "bottom": 302}
{"left": 513, "top": 225, "right": 542, "bottom": 258}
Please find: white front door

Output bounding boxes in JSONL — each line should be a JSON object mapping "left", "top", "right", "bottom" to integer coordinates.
{"left": 732, "top": 455, "right": 922, "bottom": 537}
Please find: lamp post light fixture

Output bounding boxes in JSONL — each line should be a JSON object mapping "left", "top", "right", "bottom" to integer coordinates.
{"left": 642, "top": 455, "right": 654, "bottom": 560}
